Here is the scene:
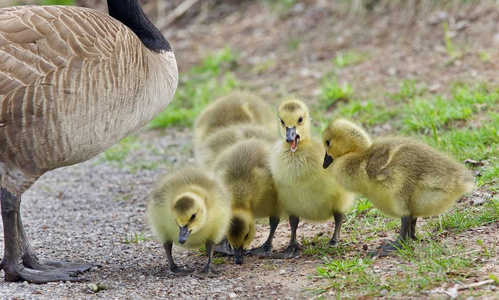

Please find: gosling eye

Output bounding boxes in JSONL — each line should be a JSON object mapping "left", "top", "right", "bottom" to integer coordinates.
{"left": 244, "top": 233, "right": 249, "bottom": 240}
{"left": 326, "top": 140, "right": 330, "bottom": 147}
{"left": 280, "top": 119, "right": 285, "bottom": 126}
{"left": 190, "top": 213, "right": 196, "bottom": 221}
{"left": 298, "top": 116, "right": 303, "bottom": 124}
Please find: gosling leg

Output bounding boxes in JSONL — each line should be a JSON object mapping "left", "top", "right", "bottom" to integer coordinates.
{"left": 369, "top": 215, "right": 412, "bottom": 257}
{"left": 273, "top": 215, "right": 301, "bottom": 258}
{"left": 163, "top": 241, "right": 193, "bottom": 275}
{"left": 409, "top": 217, "right": 418, "bottom": 240}
{"left": 328, "top": 212, "right": 344, "bottom": 246}
{"left": 247, "top": 216, "right": 280, "bottom": 256}
{"left": 195, "top": 241, "right": 220, "bottom": 278}
{"left": 1, "top": 188, "right": 87, "bottom": 283}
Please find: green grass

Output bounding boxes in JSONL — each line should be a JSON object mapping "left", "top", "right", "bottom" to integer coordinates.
{"left": 100, "top": 136, "right": 140, "bottom": 165}
{"left": 333, "top": 51, "right": 368, "bottom": 68}
{"left": 314, "top": 239, "right": 482, "bottom": 298}
{"left": 427, "top": 197, "right": 499, "bottom": 233}
{"left": 149, "top": 47, "right": 239, "bottom": 129}
{"left": 388, "top": 80, "right": 428, "bottom": 102}
{"left": 319, "top": 77, "right": 354, "bottom": 109}
{"left": 124, "top": 232, "right": 152, "bottom": 244}
{"left": 40, "top": 0, "right": 74, "bottom": 4}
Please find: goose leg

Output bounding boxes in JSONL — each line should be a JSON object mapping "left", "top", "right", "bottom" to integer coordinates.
{"left": 1, "top": 188, "right": 86, "bottom": 283}
{"left": 195, "top": 241, "right": 220, "bottom": 278}
{"left": 328, "top": 212, "right": 343, "bottom": 246}
{"left": 17, "top": 208, "right": 94, "bottom": 273}
{"left": 163, "top": 241, "right": 193, "bottom": 275}
{"left": 273, "top": 215, "right": 301, "bottom": 258}
{"left": 247, "top": 216, "right": 280, "bottom": 256}
{"left": 369, "top": 215, "right": 412, "bottom": 257}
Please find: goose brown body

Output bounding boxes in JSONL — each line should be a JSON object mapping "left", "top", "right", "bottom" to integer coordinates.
{"left": 0, "top": 5, "right": 178, "bottom": 195}
{"left": 0, "top": 1, "right": 177, "bottom": 283}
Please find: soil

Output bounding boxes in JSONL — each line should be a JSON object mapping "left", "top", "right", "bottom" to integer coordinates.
{"left": 1, "top": 0, "right": 498, "bottom": 299}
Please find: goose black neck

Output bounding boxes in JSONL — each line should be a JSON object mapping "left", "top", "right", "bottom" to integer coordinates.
{"left": 107, "top": 0, "right": 171, "bottom": 52}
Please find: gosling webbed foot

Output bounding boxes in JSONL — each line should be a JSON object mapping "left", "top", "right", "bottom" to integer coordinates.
{"left": 272, "top": 243, "right": 302, "bottom": 259}
{"left": 194, "top": 265, "right": 220, "bottom": 278}
{"left": 368, "top": 241, "right": 403, "bottom": 257}
{"left": 328, "top": 237, "right": 340, "bottom": 247}
{"left": 213, "top": 239, "right": 234, "bottom": 256}
{"left": 169, "top": 265, "right": 194, "bottom": 276}
{"left": 246, "top": 243, "right": 273, "bottom": 256}
{"left": 3, "top": 263, "right": 88, "bottom": 283}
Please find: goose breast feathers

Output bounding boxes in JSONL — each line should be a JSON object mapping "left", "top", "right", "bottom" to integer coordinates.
{"left": 0, "top": 6, "right": 178, "bottom": 195}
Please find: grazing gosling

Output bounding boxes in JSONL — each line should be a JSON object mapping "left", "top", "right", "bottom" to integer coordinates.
{"left": 214, "top": 140, "right": 280, "bottom": 264}
{"left": 147, "top": 167, "right": 231, "bottom": 277}
{"left": 193, "top": 91, "right": 277, "bottom": 144}
{"left": 322, "top": 119, "right": 475, "bottom": 256}
{"left": 269, "top": 99, "right": 355, "bottom": 258}
{"left": 195, "top": 124, "right": 278, "bottom": 169}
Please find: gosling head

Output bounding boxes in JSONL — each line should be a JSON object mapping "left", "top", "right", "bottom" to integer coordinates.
{"left": 322, "top": 119, "right": 372, "bottom": 169}
{"left": 278, "top": 99, "right": 311, "bottom": 152}
{"left": 226, "top": 211, "right": 255, "bottom": 265}
{"left": 171, "top": 192, "right": 207, "bottom": 244}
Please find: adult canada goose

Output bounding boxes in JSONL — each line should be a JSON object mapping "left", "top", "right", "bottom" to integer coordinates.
{"left": 214, "top": 140, "right": 280, "bottom": 264}
{"left": 147, "top": 167, "right": 231, "bottom": 277}
{"left": 193, "top": 91, "right": 277, "bottom": 144}
{"left": 0, "top": 1, "right": 178, "bottom": 283}
{"left": 269, "top": 99, "right": 355, "bottom": 258}
{"left": 195, "top": 123, "right": 278, "bottom": 170}
{"left": 322, "top": 119, "right": 475, "bottom": 256}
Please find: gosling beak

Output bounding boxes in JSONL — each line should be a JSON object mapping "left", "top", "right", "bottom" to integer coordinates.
{"left": 323, "top": 152, "right": 334, "bottom": 169}
{"left": 286, "top": 127, "right": 300, "bottom": 152}
{"left": 234, "top": 247, "right": 244, "bottom": 265}
{"left": 178, "top": 225, "right": 190, "bottom": 244}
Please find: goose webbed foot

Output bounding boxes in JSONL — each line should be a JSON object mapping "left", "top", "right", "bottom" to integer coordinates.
{"left": 3, "top": 263, "right": 89, "bottom": 283}
{"left": 30, "top": 259, "right": 95, "bottom": 273}
{"left": 272, "top": 243, "right": 302, "bottom": 259}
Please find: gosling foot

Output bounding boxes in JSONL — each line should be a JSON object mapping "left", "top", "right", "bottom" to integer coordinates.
{"left": 214, "top": 240, "right": 234, "bottom": 256}
{"left": 246, "top": 243, "right": 273, "bottom": 256}
{"left": 272, "top": 243, "right": 302, "bottom": 259}
{"left": 368, "top": 241, "right": 403, "bottom": 257}
{"left": 169, "top": 265, "right": 194, "bottom": 276}
{"left": 193, "top": 265, "right": 220, "bottom": 278}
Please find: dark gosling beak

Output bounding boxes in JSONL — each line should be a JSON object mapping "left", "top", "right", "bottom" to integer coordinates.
{"left": 285, "top": 126, "right": 297, "bottom": 143}
{"left": 234, "top": 247, "right": 244, "bottom": 265}
{"left": 323, "top": 152, "right": 334, "bottom": 169}
{"left": 178, "top": 225, "right": 190, "bottom": 244}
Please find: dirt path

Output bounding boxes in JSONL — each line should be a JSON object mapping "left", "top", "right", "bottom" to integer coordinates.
{"left": 1, "top": 1, "right": 498, "bottom": 299}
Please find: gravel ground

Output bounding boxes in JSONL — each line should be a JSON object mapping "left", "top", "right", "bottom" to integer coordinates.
{"left": 2, "top": 1, "right": 499, "bottom": 299}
